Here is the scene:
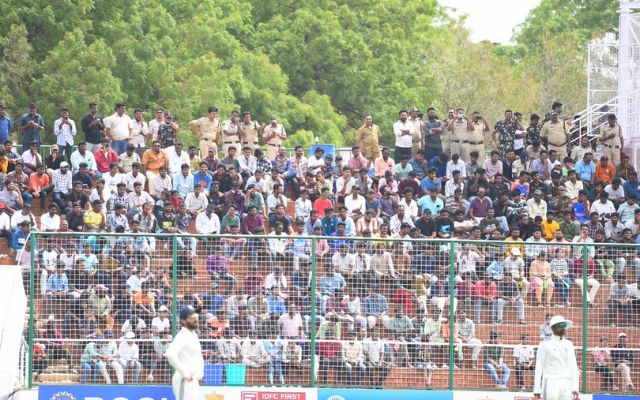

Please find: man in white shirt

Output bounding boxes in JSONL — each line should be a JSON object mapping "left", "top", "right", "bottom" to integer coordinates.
{"left": 185, "top": 185, "right": 208, "bottom": 216}
{"left": 40, "top": 204, "right": 61, "bottom": 232}
{"left": 563, "top": 171, "right": 584, "bottom": 201}
{"left": 102, "top": 163, "right": 124, "bottom": 199}
{"left": 124, "top": 163, "right": 147, "bottom": 192}
{"left": 127, "top": 182, "right": 154, "bottom": 217}
{"left": 104, "top": 103, "right": 133, "bottom": 155}
{"left": 306, "top": 147, "right": 325, "bottom": 176}
{"left": 168, "top": 142, "right": 190, "bottom": 176}
{"left": 591, "top": 192, "right": 616, "bottom": 222}
{"left": 527, "top": 190, "right": 548, "bottom": 219}
{"left": 513, "top": 334, "right": 535, "bottom": 390}
{"left": 130, "top": 108, "right": 149, "bottom": 157}
{"left": 393, "top": 110, "right": 414, "bottom": 162}
{"left": 118, "top": 331, "right": 141, "bottom": 384}
{"left": 165, "top": 306, "right": 205, "bottom": 400}
{"left": 344, "top": 186, "right": 366, "bottom": 218}
{"left": 195, "top": 204, "right": 220, "bottom": 235}
{"left": 238, "top": 146, "right": 257, "bottom": 180}
{"left": 151, "top": 166, "right": 172, "bottom": 199}
{"left": 69, "top": 142, "right": 97, "bottom": 174}
{"left": 446, "top": 154, "right": 467, "bottom": 179}
{"left": 152, "top": 305, "right": 171, "bottom": 336}
{"left": 533, "top": 315, "right": 580, "bottom": 400}
{"left": 53, "top": 107, "right": 77, "bottom": 161}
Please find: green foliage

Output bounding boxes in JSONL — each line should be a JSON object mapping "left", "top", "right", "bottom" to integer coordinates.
{"left": 0, "top": 0, "right": 613, "bottom": 148}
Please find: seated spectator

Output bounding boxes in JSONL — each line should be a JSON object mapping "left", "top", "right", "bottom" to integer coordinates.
{"left": 608, "top": 273, "right": 631, "bottom": 327}
{"left": 483, "top": 331, "right": 510, "bottom": 389}
{"left": 591, "top": 337, "right": 615, "bottom": 392}
{"left": 529, "top": 251, "right": 554, "bottom": 307}
{"left": 363, "top": 287, "right": 389, "bottom": 329}
{"left": 611, "top": 333, "right": 634, "bottom": 392}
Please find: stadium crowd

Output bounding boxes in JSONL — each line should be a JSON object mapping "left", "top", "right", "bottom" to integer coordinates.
{"left": 0, "top": 101, "right": 638, "bottom": 391}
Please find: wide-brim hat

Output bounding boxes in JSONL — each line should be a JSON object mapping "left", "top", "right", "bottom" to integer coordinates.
{"left": 549, "top": 315, "right": 572, "bottom": 329}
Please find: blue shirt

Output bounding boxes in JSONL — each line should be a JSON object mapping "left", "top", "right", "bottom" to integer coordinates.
{"left": 428, "top": 157, "right": 447, "bottom": 177}
{"left": 364, "top": 295, "right": 388, "bottom": 315}
{"left": 173, "top": 173, "right": 194, "bottom": 198}
{"left": 46, "top": 273, "right": 68, "bottom": 293}
{"left": 623, "top": 180, "right": 640, "bottom": 199}
{"left": 0, "top": 116, "right": 11, "bottom": 143}
{"left": 267, "top": 295, "right": 287, "bottom": 316}
{"left": 263, "top": 341, "right": 284, "bottom": 361}
{"left": 193, "top": 172, "right": 212, "bottom": 192}
{"left": 319, "top": 273, "right": 346, "bottom": 295}
{"left": 321, "top": 216, "right": 339, "bottom": 236}
{"left": 11, "top": 230, "right": 28, "bottom": 250}
{"left": 417, "top": 196, "right": 444, "bottom": 214}
{"left": 408, "top": 158, "right": 427, "bottom": 179}
{"left": 574, "top": 160, "right": 595, "bottom": 182}
{"left": 419, "top": 177, "right": 442, "bottom": 194}
{"left": 18, "top": 113, "right": 45, "bottom": 145}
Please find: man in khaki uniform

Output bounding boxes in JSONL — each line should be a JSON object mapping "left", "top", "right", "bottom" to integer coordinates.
{"left": 239, "top": 112, "right": 264, "bottom": 152}
{"left": 443, "top": 108, "right": 455, "bottom": 156}
{"left": 464, "top": 112, "right": 489, "bottom": 162}
{"left": 355, "top": 115, "right": 382, "bottom": 162}
{"left": 598, "top": 113, "right": 623, "bottom": 166}
{"left": 448, "top": 108, "right": 473, "bottom": 158}
{"left": 263, "top": 115, "right": 287, "bottom": 159}
{"left": 188, "top": 106, "right": 221, "bottom": 159}
{"left": 222, "top": 111, "right": 241, "bottom": 159}
{"left": 409, "top": 108, "right": 423, "bottom": 156}
{"left": 540, "top": 112, "right": 569, "bottom": 160}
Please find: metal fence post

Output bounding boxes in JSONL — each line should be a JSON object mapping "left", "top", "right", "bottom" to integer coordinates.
{"left": 309, "top": 238, "right": 318, "bottom": 387}
{"left": 581, "top": 244, "right": 588, "bottom": 393}
{"left": 171, "top": 235, "right": 178, "bottom": 337}
{"left": 448, "top": 240, "right": 455, "bottom": 390}
{"left": 27, "top": 232, "right": 36, "bottom": 389}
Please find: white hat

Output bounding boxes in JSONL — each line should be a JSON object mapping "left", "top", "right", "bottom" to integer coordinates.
{"left": 60, "top": 161, "right": 69, "bottom": 168}
{"left": 618, "top": 332, "right": 627, "bottom": 338}
{"left": 159, "top": 305, "right": 169, "bottom": 312}
{"left": 124, "top": 331, "right": 136, "bottom": 339}
{"left": 549, "top": 315, "right": 572, "bottom": 329}
{"left": 510, "top": 248, "right": 521, "bottom": 256}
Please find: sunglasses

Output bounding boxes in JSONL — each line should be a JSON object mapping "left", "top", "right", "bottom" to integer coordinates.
{"left": 554, "top": 322, "right": 567, "bottom": 329}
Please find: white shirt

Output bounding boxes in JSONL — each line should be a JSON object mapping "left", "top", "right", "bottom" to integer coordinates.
{"left": 514, "top": 343, "right": 535, "bottom": 363}
{"left": 590, "top": 200, "right": 616, "bottom": 221}
{"left": 151, "top": 316, "right": 170, "bottom": 335}
{"left": 54, "top": 118, "right": 77, "bottom": 146}
{"left": 446, "top": 160, "right": 467, "bottom": 179}
{"left": 335, "top": 176, "right": 355, "bottom": 195}
{"left": 398, "top": 198, "right": 419, "bottom": 221}
{"left": 604, "top": 184, "right": 625, "bottom": 202}
{"left": 40, "top": 213, "right": 61, "bottom": 232}
{"left": 0, "top": 213, "right": 10, "bottom": 231}
{"left": 444, "top": 179, "right": 465, "bottom": 199}
{"left": 393, "top": 120, "right": 415, "bottom": 148}
{"left": 118, "top": 340, "right": 139, "bottom": 362}
{"left": 457, "top": 251, "right": 482, "bottom": 275}
{"left": 344, "top": 194, "right": 366, "bottom": 216}
{"left": 149, "top": 119, "right": 163, "bottom": 142}
{"left": 151, "top": 174, "right": 173, "bottom": 198}
{"left": 103, "top": 172, "right": 124, "bottom": 198}
{"left": 195, "top": 212, "right": 220, "bottom": 234}
{"left": 238, "top": 155, "right": 257, "bottom": 175}
{"left": 124, "top": 172, "right": 147, "bottom": 192}
{"left": 533, "top": 335, "right": 580, "bottom": 394}
{"left": 307, "top": 156, "right": 324, "bottom": 176}
{"left": 130, "top": 119, "right": 149, "bottom": 148}
{"left": 563, "top": 180, "right": 583, "bottom": 200}
{"left": 165, "top": 327, "right": 205, "bottom": 380}
{"left": 105, "top": 113, "right": 133, "bottom": 141}
{"left": 168, "top": 151, "right": 190, "bottom": 176}
{"left": 70, "top": 150, "right": 97, "bottom": 173}
{"left": 185, "top": 192, "right": 208, "bottom": 214}
{"left": 268, "top": 233, "right": 290, "bottom": 253}
{"left": 389, "top": 213, "right": 414, "bottom": 235}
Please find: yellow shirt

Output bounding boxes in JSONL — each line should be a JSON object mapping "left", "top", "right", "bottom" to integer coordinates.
{"left": 83, "top": 210, "right": 104, "bottom": 228}
{"left": 505, "top": 237, "right": 525, "bottom": 257}
{"left": 541, "top": 220, "right": 560, "bottom": 240}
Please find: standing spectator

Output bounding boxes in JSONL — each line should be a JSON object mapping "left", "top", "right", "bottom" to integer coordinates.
{"left": 356, "top": 115, "right": 381, "bottom": 162}
{"left": 142, "top": 141, "right": 168, "bottom": 196}
{"left": 130, "top": 109, "right": 150, "bottom": 158}
{"left": 0, "top": 105, "right": 12, "bottom": 143}
{"left": 513, "top": 334, "right": 535, "bottom": 390}
{"left": 474, "top": 273, "right": 496, "bottom": 324}
{"left": 18, "top": 103, "right": 45, "bottom": 151}
{"left": 53, "top": 107, "right": 77, "bottom": 161}
{"left": 81, "top": 102, "right": 105, "bottom": 153}
{"left": 483, "top": 331, "right": 510, "bottom": 389}
{"left": 104, "top": 103, "right": 133, "bottom": 155}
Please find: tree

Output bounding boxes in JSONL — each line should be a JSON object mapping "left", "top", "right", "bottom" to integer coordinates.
{"left": 0, "top": 25, "right": 33, "bottom": 120}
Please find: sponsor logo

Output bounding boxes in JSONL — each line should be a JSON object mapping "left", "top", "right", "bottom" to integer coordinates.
{"left": 50, "top": 392, "right": 77, "bottom": 400}
{"left": 241, "top": 392, "right": 306, "bottom": 400}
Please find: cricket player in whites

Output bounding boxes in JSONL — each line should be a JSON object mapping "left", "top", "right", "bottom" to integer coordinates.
{"left": 533, "top": 315, "right": 580, "bottom": 400}
{"left": 165, "top": 306, "right": 205, "bottom": 400}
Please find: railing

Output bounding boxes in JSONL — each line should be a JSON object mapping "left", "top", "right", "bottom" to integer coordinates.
{"left": 568, "top": 96, "right": 618, "bottom": 146}
{"left": 24, "top": 232, "right": 640, "bottom": 393}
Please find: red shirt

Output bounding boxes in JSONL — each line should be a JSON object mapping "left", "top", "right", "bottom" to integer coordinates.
{"left": 318, "top": 341, "right": 341, "bottom": 359}
{"left": 313, "top": 197, "right": 333, "bottom": 217}
{"left": 29, "top": 172, "right": 50, "bottom": 192}
{"left": 94, "top": 148, "right": 120, "bottom": 173}
{"left": 474, "top": 280, "right": 497, "bottom": 298}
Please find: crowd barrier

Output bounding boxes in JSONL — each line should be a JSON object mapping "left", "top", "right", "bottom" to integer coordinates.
{"left": 24, "top": 233, "right": 640, "bottom": 394}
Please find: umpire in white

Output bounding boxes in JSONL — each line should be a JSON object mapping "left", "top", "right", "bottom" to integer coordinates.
{"left": 533, "top": 315, "right": 580, "bottom": 400}
{"left": 165, "top": 306, "right": 205, "bottom": 400}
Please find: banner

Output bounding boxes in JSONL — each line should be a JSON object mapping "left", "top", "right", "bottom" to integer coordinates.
{"left": 38, "top": 385, "right": 175, "bottom": 400}
{"left": 317, "top": 389, "right": 452, "bottom": 400}
{"left": 203, "top": 387, "right": 316, "bottom": 400}
{"left": 452, "top": 391, "right": 593, "bottom": 400}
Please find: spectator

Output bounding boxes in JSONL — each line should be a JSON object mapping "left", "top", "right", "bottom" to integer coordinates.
{"left": 483, "top": 331, "right": 510, "bottom": 389}
{"left": 512, "top": 334, "right": 535, "bottom": 390}
{"left": 117, "top": 331, "right": 142, "bottom": 384}
{"left": 591, "top": 337, "right": 614, "bottom": 392}
{"left": 611, "top": 333, "right": 634, "bottom": 392}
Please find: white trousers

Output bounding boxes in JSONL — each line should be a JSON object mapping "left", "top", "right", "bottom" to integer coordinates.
{"left": 172, "top": 373, "right": 203, "bottom": 400}
{"left": 542, "top": 377, "right": 574, "bottom": 400}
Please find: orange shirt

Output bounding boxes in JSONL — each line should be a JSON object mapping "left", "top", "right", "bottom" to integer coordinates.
{"left": 29, "top": 172, "right": 50, "bottom": 192}
{"left": 133, "top": 291, "right": 155, "bottom": 305}
{"left": 141, "top": 149, "right": 168, "bottom": 173}
{"left": 594, "top": 162, "right": 616, "bottom": 184}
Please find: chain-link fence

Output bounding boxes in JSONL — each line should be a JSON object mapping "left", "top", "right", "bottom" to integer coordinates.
{"left": 23, "top": 233, "right": 640, "bottom": 393}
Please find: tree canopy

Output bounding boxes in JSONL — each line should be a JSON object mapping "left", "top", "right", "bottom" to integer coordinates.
{"left": 0, "top": 0, "right": 620, "bottom": 147}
